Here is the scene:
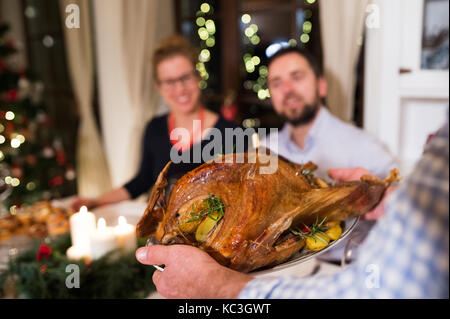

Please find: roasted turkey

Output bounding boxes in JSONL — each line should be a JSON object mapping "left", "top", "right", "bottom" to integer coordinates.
{"left": 137, "top": 151, "right": 399, "bottom": 273}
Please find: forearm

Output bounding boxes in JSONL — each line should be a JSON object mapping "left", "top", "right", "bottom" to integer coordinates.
{"left": 94, "top": 187, "right": 131, "bottom": 207}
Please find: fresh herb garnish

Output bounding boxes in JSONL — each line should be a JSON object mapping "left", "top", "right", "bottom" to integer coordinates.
{"left": 290, "top": 216, "right": 328, "bottom": 240}
{"left": 186, "top": 193, "right": 226, "bottom": 223}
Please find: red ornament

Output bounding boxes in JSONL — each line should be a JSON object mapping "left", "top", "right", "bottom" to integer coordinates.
{"left": 220, "top": 104, "right": 238, "bottom": 121}
{"left": 7, "top": 89, "right": 17, "bottom": 101}
{"left": 36, "top": 244, "right": 52, "bottom": 262}
{"left": 49, "top": 176, "right": 64, "bottom": 187}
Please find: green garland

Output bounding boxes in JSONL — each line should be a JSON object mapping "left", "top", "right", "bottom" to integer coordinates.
{"left": 0, "top": 234, "right": 156, "bottom": 298}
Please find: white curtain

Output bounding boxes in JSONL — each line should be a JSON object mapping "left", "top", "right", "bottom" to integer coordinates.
{"left": 60, "top": 0, "right": 112, "bottom": 197}
{"left": 319, "top": 0, "right": 370, "bottom": 122}
{"left": 92, "top": 0, "right": 174, "bottom": 188}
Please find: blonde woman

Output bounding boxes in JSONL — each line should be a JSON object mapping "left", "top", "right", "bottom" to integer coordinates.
{"left": 71, "top": 35, "right": 240, "bottom": 211}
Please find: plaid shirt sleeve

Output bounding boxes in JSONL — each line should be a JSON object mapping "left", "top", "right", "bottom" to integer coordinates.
{"left": 239, "top": 123, "right": 449, "bottom": 299}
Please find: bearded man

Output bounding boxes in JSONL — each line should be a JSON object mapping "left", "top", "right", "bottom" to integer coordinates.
{"left": 262, "top": 47, "right": 395, "bottom": 180}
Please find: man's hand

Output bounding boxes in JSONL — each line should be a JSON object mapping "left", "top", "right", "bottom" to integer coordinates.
{"left": 328, "top": 167, "right": 395, "bottom": 220}
{"left": 136, "top": 244, "right": 253, "bottom": 299}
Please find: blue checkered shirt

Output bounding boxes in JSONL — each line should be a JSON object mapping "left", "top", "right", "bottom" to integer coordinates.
{"left": 239, "top": 123, "right": 449, "bottom": 299}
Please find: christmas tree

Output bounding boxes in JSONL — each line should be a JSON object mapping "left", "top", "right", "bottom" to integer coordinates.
{"left": 0, "top": 22, "right": 76, "bottom": 214}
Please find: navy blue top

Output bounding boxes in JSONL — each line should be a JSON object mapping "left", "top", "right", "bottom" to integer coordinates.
{"left": 124, "top": 113, "right": 243, "bottom": 199}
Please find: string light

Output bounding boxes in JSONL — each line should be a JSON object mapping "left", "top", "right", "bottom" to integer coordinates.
{"left": 11, "top": 178, "right": 20, "bottom": 187}
{"left": 26, "top": 181, "right": 36, "bottom": 191}
{"left": 303, "top": 21, "right": 312, "bottom": 33}
{"left": 196, "top": 17, "right": 205, "bottom": 27}
{"left": 0, "top": 135, "right": 5, "bottom": 144}
{"left": 198, "top": 27, "right": 209, "bottom": 40}
{"left": 241, "top": 14, "right": 251, "bottom": 24}
{"left": 5, "top": 111, "right": 15, "bottom": 120}
{"left": 11, "top": 138, "right": 21, "bottom": 148}
{"left": 205, "top": 19, "right": 215, "bottom": 35}
{"left": 300, "top": 34, "right": 310, "bottom": 43}
{"left": 0, "top": 124, "right": 4, "bottom": 132}
{"left": 205, "top": 37, "right": 215, "bottom": 47}
{"left": 0, "top": 151, "right": 4, "bottom": 161}
{"left": 200, "top": 3, "right": 210, "bottom": 13}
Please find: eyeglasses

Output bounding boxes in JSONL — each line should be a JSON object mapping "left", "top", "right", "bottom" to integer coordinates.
{"left": 157, "top": 71, "right": 198, "bottom": 89}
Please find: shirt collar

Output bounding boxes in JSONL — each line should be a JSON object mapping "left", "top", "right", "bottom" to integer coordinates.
{"left": 279, "top": 106, "right": 328, "bottom": 152}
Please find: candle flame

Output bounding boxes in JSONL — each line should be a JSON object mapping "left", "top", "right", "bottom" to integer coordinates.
{"left": 118, "top": 216, "right": 127, "bottom": 226}
{"left": 97, "top": 218, "right": 106, "bottom": 230}
{"left": 80, "top": 206, "right": 88, "bottom": 214}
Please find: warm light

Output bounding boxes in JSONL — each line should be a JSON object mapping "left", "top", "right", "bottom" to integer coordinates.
{"left": 80, "top": 206, "right": 88, "bottom": 214}
{"left": 245, "top": 60, "right": 255, "bottom": 72}
{"left": 244, "top": 26, "right": 255, "bottom": 37}
{"left": 11, "top": 178, "right": 20, "bottom": 187}
{"left": 206, "top": 37, "right": 215, "bottom": 47}
{"left": 289, "top": 39, "right": 298, "bottom": 47}
{"left": 26, "top": 181, "right": 36, "bottom": 191}
{"left": 97, "top": 218, "right": 106, "bottom": 230}
{"left": 199, "top": 49, "right": 211, "bottom": 62}
{"left": 200, "top": 3, "right": 210, "bottom": 13}
{"left": 250, "top": 24, "right": 258, "bottom": 33}
{"left": 205, "top": 19, "right": 215, "bottom": 34}
{"left": 251, "top": 56, "right": 260, "bottom": 66}
{"left": 257, "top": 89, "right": 268, "bottom": 100}
{"left": 303, "top": 21, "right": 312, "bottom": 33}
{"left": 257, "top": 77, "right": 266, "bottom": 85}
{"left": 300, "top": 34, "right": 310, "bottom": 43}
{"left": 196, "top": 17, "right": 205, "bottom": 26}
{"left": 241, "top": 14, "right": 251, "bottom": 24}
{"left": 306, "top": 0, "right": 316, "bottom": 4}
{"left": 118, "top": 216, "right": 127, "bottom": 226}
{"left": 199, "top": 80, "right": 207, "bottom": 89}
{"left": 196, "top": 62, "right": 206, "bottom": 71}
{"left": 16, "top": 134, "right": 25, "bottom": 144}
{"left": 0, "top": 124, "right": 4, "bottom": 133}
{"left": 250, "top": 35, "right": 260, "bottom": 45}
{"left": 0, "top": 135, "right": 5, "bottom": 144}
{"left": 259, "top": 66, "right": 268, "bottom": 77}
{"left": 11, "top": 138, "right": 20, "bottom": 148}
{"left": 5, "top": 111, "right": 15, "bottom": 121}
{"left": 5, "top": 176, "right": 12, "bottom": 184}
{"left": 198, "top": 27, "right": 209, "bottom": 40}
{"left": 0, "top": 151, "right": 4, "bottom": 161}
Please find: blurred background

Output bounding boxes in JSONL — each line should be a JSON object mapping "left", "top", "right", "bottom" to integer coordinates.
{"left": 0, "top": 0, "right": 448, "bottom": 212}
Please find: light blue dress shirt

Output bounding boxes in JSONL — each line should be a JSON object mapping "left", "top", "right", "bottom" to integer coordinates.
{"left": 261, "top": 107, "right": 397, "bottom": 179}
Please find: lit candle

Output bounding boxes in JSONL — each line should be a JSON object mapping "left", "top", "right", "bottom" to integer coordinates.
{"left": 69, "top": 206, "right": 95, "bottom": 253}
{"left": 114, "top": 216, "right": 136, "bottom": 253}
{"left": 89, "top": 218, "right": 119, "bottom": 260}
{"left": 66, "top": 245, "right": 89, "bottom": 261}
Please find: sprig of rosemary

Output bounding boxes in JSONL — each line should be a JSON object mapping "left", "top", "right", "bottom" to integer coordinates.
{"left": 290, "top": 216, "right": 328, "bottom": 239}
{"left": 186, "top": 193, "right": 226, "bottom": 223}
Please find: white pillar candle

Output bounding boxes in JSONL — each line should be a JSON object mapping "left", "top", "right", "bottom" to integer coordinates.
{"left": 89, "top": 218, "right": 119, "bottom": 260}
{"left": 114, "top": 216, "right": 136, "bottom": 253}
{"left": 69, "top": 206, "right": 95, "bottom": 253}
{"left": 66, "top": 245, "right": 89, "bottom": 261}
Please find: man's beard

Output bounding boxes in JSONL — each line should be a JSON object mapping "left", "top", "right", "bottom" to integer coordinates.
{"left": 278, "top": 93, "right": 321, "bottom": 127}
